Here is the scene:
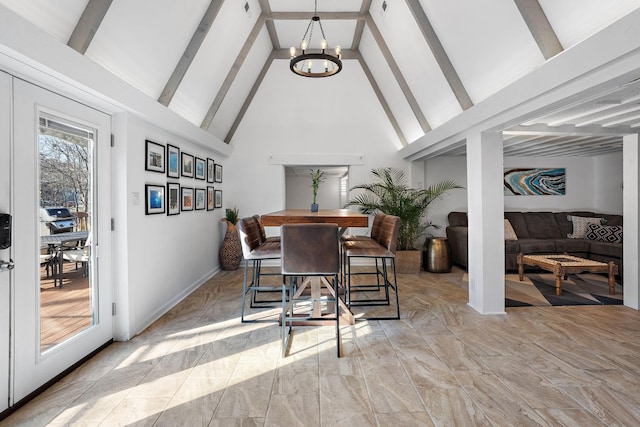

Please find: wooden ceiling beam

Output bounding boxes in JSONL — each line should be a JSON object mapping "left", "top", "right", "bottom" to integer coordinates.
{"left": 158, "top": 0, "right": 225, "bottom": 106}
{"left": 404, "top": 0, "right": 473, "bottom": 111}
{"left": 67, "top": 0, "right": 113, "bottom": 54}
{"left": 514, "top": 0, "right": 563, "bottom": 60}
{"left": 258, "top": 0, "right": 280, "bottom": 49}
{"left": 201, "top": 14, "right": 267, "bottom": 130}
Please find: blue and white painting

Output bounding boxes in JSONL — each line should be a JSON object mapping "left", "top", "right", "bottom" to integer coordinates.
{"left": 504, "top": 167, "right": 566, "bottom": 196}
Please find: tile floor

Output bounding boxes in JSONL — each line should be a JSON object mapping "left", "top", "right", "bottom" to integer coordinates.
{"left": 2, "top": 267, "right": 640, "bottom": 426}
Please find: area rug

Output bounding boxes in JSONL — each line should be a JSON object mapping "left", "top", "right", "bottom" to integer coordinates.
{"left": 504, "top": 272, "right": 623, "bottom": 307}
{"left": 440, "top": 267, "right": 623, "bottom": 307}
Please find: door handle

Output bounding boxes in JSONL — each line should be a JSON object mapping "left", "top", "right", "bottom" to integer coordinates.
{"left": 0, "top": 259, "right": 14, "bottom": 271}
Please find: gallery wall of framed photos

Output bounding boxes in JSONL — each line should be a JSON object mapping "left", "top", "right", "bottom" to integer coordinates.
{"left": 144, "top": 139, "right": 223, "bottom": 215}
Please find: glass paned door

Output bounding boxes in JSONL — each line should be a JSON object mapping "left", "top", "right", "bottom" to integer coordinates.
{"left": 38, "top": 114, "right": 95, "bottom": 352}
{"left": 11, "top": 78, "right": 112, "bottom": 404}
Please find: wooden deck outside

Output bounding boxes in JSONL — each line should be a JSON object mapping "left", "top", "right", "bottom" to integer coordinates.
{"left": 39, "top": 261, "right": 92, "bottom": 352}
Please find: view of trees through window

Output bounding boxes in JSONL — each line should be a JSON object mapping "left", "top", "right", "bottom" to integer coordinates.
{"left": 39, "top": 118, "right": 92, "bottom": 213}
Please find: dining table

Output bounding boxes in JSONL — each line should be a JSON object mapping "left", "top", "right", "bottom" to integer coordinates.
{"left": 261, "top": 209, "right": 369, "bottom": 325}
{"left": 41, "top": 230, "right": 89, "bottom": 288}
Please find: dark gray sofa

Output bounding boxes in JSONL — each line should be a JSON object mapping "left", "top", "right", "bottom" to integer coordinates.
{"left": 446, "top": 211, "right": 623, "bottom": 276}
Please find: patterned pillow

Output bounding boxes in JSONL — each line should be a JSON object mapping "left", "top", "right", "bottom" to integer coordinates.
{"left": 586, "top": 223, "right": 623, "bottom": 243}
{"left": 504, "top": 219, "right": 518, "bottom": 241}
{"left": 567, "top": 215, "right": 605, "bottom": 239}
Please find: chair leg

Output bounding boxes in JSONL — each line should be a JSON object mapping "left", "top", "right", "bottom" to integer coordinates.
{"left": 241, "top": 260, "right": 250, "bottom": 323}
{"left": 333, "top": 273, "right": 341, "bottom": 358}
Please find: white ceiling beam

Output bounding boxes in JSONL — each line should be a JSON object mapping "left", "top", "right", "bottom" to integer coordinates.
{"left": 404, "top": 0, "right": 472, "bottom": 110}
{"left": 67, "top": 0, "right": 113, "bottom": 54}
{"left": 365, "top": 13, "right": 431, "bottom": 133}
{"left": 354, "top": 50, "right": 408, "bottom": 147}
{"left": 158, "top": 0, "right": 225, "bottom": 106}
{"left": 513, "top": 0, "right": 563, "bottom": 60}
{"left": 507, "top": 124, "right": 631, "bottom": 135}
{"left": 201, "top": 14, "right": 267, "bottom": 130}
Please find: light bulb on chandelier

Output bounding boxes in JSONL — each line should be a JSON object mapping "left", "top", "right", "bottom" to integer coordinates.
{"left": 289, "top": 0, "right": 342, "bottom": 78}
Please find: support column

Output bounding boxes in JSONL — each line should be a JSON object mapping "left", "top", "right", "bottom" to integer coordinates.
{"left": 623, "top": 134, "right": 639, "bottom": 309}
{"left": 466, "top": 132, "right": 505, "bottom": 314}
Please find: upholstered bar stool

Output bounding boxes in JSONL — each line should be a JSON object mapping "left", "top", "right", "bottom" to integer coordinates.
{"left": 238, "top": 216, "right": 281, "bottom": 322}
{"left": 281, "top": 223, "right": 341, "bottom": 357}
{"left": 340, "top": 213, "right": 385, "bottom": 289}
{"left": 343, "top": 215, "right": 401, "bottom": 320}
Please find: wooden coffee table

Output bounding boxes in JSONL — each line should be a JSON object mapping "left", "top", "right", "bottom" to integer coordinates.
{"left": 517, "top": 253, "right": 618, "bottom": 296}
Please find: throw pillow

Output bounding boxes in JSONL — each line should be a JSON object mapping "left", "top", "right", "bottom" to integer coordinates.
{"left": 586, "top": 223, "right": 623, "bottom": 243}
{"left": 567, "top": 215, "right": 606, "bottom": 239}
{"left": 504, "top": 219, "right": 518, "bottom": 241}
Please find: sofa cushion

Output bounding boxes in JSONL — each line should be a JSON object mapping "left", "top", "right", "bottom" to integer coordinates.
{"left": 586, "top": 223, "right": 623, "bottom": 243}
{"left": 504, "top": 212, "right": 529, "bottom": 238}
{"left": 504, "top": 219, "right": 518, "bottom": 240}
{"left": 524, "top": 212, "right": 562, "bottom": 239}
{"left": 600, "top": 214, "right": 623, "bottom": 226}
{"left": 504, "top": 240, "right": 520, "bottom": 254}
{"left": 517, "top": 239, "right": 556, "bottom": 254}
{"left": 555, "top": 238, "right": 591, "bottom": 253}
{"left": 589, "top": 241, "right": 623, "bottom": 258}
{"left": 448, "top": 211, "right": 467, "bottom": 227}
{"left": 567, "top": 215, "right": 605, "bottom": 239}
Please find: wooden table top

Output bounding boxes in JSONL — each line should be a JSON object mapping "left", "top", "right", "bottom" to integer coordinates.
{"left": 261, "top": 209, "right": 368, "bottom": 228}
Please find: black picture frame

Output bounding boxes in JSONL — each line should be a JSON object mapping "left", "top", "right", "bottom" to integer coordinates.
{"left": 145, "top": 184, "right": 165, "bottom": 215}
{"left": 167, "top": 182, "right": 180, "bottom": 216}
{"left": 207, "top": 158, "right": 215, "bottom": 183}
{"left": 207, "top": 186, "right": 215, "bottom": 211}
{"left": 145, "top": 140, "right": 165, "bottom": 173}
{"left": 195, "top": 157, "right": 206, "bottom": 180}
{"left": 181, "top": 152, "right": 194, "bottom": 178}
{"left": 214, "top": 189, "right": 222, "bottom": 208}
{"left": 214, "top": 164, "right": 223, "bottom": 183}
{"left": 181, "top": 187, "right": 194, "bottom": 211}
{"left": 195, "top": 188, "right": 206, "bottom": 210}
{"left": 166, "top": 144, "right": 180, "bottom": 178}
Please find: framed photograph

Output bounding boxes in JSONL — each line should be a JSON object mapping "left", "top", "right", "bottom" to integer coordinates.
{"left": 181, "top": 187, "right": 194, "bottom": 211}
{"left": 166, "top": 144, "right": 180, "bottom": 178}
{"left": 195, "top": 188, "right": 206, "bottom": 210}
{"left": 195, "top": 157, "right": 206, "bottom": 180}
{"left": 145, "top": 184, "right": 165, "bottom": 215}
{"left": 207, "top": 158, "right": 215, "bottom": 183}
{"left": 181, "top": 152, "right": 194, "bottom": 178}
{"left": 214, "top": 189, "right": 222, "bottom": 208}
{"left": 214, "top": 164, "right": 223, "bottom": 183}
{"left": 207, "top": 186, "right": 215, "bottom": 210}
{"left": 167, "top": 182, "right": 180, "bottom": 216}
{"left": 145, "top": 140, "right": 165, "bottom": 173}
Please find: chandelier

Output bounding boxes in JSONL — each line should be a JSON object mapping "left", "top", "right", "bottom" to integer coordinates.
{"left": 289, "top": 0, "right": 342, "bottom": 78}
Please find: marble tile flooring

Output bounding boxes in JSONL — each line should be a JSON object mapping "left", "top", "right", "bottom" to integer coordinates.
{"left": 3, "top": 267, "right": 640, "bottom": 426}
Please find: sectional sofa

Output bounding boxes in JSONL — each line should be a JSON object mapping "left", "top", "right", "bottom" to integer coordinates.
{"left": 446, "top": 211, "right": 623, "bottom": 276}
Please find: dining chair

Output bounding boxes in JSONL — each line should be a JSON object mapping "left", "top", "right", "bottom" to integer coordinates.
{"left": 340, "top": 213, "right": 385, "bottom": 289}
{"left": 281, "top": 223, "right": 341, "bottom": 357}
{"left": 39, "top": 244, "right": 56, "bottom": 280}
{"left": 238, "top": 216, "right": 282, "bottom": 322}
{"left": 253, "top": 214, "right": 280, "bottom": 244}
{"left": 62, "top": 232, "right": 92, "bottom": 278}
{"left": 342, "top": 214, "right": 401, "bottom": 319}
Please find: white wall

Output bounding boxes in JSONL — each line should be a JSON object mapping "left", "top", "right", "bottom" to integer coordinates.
{"left": 425, "top": 153, "right": 623, "bottom": 236}
{"left": 225, "top": 60, "right": 407, "bottom": 230}
{"left": 113, "top": 113, "right": 225, "bottom": 339}
{"left": 285, "top": 175, "right": 342, "bottom": 210}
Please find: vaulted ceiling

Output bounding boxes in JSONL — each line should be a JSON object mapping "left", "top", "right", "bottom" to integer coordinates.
{"left": 1, "top": 0, "right": 639, "bottom": 157}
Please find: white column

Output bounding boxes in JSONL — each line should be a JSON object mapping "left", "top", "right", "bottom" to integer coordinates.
{"left": 466, "top": 132, "right": 505, "bottom": 314}
{"left": 623, "top": 134, "right": 639, "bottom": 309}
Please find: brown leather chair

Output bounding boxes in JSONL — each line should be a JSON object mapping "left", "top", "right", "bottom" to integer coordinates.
{"left": 238, "top": 216, "right": 281, "bottom": 322}
{"left": 253, "top": 214, "right": 280, "bottom": 244}
{"left": 281, "top": 223, "right": 341, "bottom": 357}
{"left": 342, "top": 214, "right": 400, "bottom": 319}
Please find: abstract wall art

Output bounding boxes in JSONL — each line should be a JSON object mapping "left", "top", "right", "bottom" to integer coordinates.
{"left": 504, "top": 167, "right": 566, "bottom": 196}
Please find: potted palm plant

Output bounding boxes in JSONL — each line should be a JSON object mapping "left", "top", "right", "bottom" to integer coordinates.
{"left": 310, "top": 169, "right": 325, "bottom": 212}
{"left": 345, "top": 167, "right": 461, "bottom": 273}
